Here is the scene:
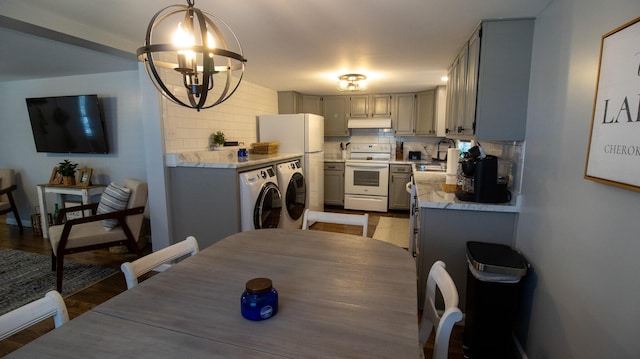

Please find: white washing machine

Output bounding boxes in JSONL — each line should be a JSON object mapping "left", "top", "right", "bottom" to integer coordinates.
{"left": 276, "top": 160, "right": 306, "bottom": 229}
{"left": 239, "top": 166, "right": 282, "bottom": 231}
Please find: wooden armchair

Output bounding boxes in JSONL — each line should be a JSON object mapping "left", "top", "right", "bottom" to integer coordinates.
{"left": 48, "top": 178, "right": 148, "bottom": 292}
{"left": 0, "top": 169, "right": 23, "bottom": 231}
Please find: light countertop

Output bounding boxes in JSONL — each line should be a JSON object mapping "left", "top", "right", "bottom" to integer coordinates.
{"left": 412, "top": 165, "right": 520, "bottom": 213}
{"left": 166, "top": 150, "right": 303, "bottom": 169}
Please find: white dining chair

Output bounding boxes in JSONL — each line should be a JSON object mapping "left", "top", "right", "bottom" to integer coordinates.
{"left": 419, "top": 260, "right": 463, "bottom": 359}
{"left": 121, "top": 236, "right": 200, "bottom": 289}
{"left": 0, "top": 290, "right": 69, "bottom": 340}
{"left": 301, "top": 209, "right": 369, "bottom": 237}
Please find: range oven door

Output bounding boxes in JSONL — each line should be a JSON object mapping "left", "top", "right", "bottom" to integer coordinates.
{"left": 344, "top": 161, "right": 389, "bottom": 196}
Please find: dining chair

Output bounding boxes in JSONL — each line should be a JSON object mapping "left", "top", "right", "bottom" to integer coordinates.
{"left": 0, "top": 290, "right": 69, "bottom": 340}
{"left": 301, "top": 209, "right": 369, "bottom": 237}
{"left": 48, "top": 178, "right": 148, "bottom": 292}
{"left": 0, "top": 169, "right": 23, "bottom": 231}
{"left": 121, "top": 236, "right": 200, "bottom": 289}
{"left": 419, "top": 260, "right": 463, "bottom": 359}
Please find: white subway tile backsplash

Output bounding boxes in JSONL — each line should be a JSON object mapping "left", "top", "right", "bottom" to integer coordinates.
{"left": 163, "top": 78, "right": 277, "bottom": 152}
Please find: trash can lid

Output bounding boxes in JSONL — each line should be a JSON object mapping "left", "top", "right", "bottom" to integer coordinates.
{"left": 466, "top": 241, "right": 528, "bottom": 277}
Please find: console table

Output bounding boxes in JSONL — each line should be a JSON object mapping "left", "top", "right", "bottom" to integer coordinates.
{"left": 36, "top": 184, "right": 106, "bottom": 238}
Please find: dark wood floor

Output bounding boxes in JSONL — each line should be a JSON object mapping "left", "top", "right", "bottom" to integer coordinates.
{"left": 0, "top": 209, "right": 464, "bottom": 358}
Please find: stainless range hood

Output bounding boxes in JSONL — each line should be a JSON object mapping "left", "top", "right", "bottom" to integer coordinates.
{"left": 347, "top": 118, "right": 392, "bottom": 129}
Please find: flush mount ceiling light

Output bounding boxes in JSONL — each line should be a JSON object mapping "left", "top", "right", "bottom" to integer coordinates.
{"left": 137, "top": 0, "right": 247, "bottom": 111}
{"left": 337, "top": 74, "right": 367, "bottom": 92}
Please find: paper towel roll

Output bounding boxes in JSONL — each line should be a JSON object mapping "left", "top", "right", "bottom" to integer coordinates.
{"left": 446, "top": 148, "right": 460, "bottom": 175}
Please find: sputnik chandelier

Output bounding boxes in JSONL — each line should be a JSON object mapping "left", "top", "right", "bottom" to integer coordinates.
{"left": 337, "top": 74, "right": 367, "bottom": 92}
{"left": 137, "top": 0, "right": 247, "bottom": 111}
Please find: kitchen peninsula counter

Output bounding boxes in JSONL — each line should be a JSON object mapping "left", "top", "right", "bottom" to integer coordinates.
{"left": 412, "top": 163, "right": 520, "bottom": 311}
{"left": 412, "top": 168, "right": 521, "bottom": 213}
{"left": 166, "top": 150, "right": 303, "bottom": 169}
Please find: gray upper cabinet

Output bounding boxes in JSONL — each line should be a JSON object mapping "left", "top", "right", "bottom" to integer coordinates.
{"left": 349, "top": 95, "right": 369, "bottom": 118}
{"left": 323, "top": 96, "right": 349, "bottom": 136}
{"left": 278, "top": 91, "right": 322, "bottom": 116}
{"left": 281, "top": 91, "right": 440, "bottom": 137}
{"left": 303, "top": 95, "right": 322, "bottom": 116}
{"left": 278, "top": 91, "right": 302, "bottom": 114}
{"left": 393, "top": 94, "right": 416, "bottom": 135}
{"left": 445, "top": 52, "right": 462, "bottom": 135}
{"left": 370, "top": 95, "right": 393, "bottom": 117}
{"left": 462, "top": 27, "right": 480, "bottom": 136}
{"left": 349, "top": 94, "right": 393, "bottom": 118}
{"left": 445, "top": 19, "right": 534, "bottom": 141}
{"left": 415, "top": 90, "right": 436, "bottom": 136}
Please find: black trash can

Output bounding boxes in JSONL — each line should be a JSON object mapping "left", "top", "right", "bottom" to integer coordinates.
{"left": 463, "top": 241, "right": 528, "bottom": 359}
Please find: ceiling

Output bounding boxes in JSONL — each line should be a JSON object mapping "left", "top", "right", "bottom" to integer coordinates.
{"left": 0, "top": 0, "right": 552, "bottom": 95}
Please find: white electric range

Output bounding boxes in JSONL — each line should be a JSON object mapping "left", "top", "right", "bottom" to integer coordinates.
{"left": 344, "top": 143, "right": 391, "bottom": 212}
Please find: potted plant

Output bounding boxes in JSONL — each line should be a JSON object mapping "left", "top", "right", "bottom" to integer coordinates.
{"left": 57, "top": 159, "right": 79, "bottom": 185}
{"left": 209, "top": 130, "right": 226, "bottom": 150}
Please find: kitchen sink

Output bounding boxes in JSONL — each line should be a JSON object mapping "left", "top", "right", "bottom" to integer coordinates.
{"left": 414, "top": 162, "right": 446, "bottom": 172}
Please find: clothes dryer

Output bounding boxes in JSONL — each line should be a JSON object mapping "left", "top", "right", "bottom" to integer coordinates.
{"left": 239, "top": 166, "right": 282, "bottom": 231}
{"left": 276, "top": 160, "right": 306, "bottom": 229}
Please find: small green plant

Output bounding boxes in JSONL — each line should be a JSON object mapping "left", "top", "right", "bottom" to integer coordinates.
{"left": 209, "top": 131, "right": 226, "bottom": 147}
{"left": 56, "top": 159, "right": 79, "bottom": 176}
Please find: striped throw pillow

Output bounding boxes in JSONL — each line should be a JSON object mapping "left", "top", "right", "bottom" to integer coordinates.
{"left": 97, "top": 182, "right": 131, "bottom": 230}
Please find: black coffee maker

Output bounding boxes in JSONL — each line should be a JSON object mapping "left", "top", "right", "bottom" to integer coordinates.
{"left": 456, "top": 146, "right": 511, "bottom": 203}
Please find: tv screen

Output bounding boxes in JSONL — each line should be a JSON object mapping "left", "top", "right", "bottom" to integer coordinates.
{"left": 26, "top": 94, "right": 109, "bottom": 154}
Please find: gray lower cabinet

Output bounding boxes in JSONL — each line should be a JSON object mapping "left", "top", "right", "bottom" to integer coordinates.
{"left": 324, "top": 162, "right": 344, "bottom": 206}
{"left": 388, "top": 164, "right": 411, "bottom": 210}
{"left": 416, "top": 208, "right": 517, "bottom": 311}
{"left": 169, "top": 167, "right": 242, "bottom": 249}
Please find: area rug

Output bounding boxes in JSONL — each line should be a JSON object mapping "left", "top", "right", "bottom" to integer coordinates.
{"left": 372, "top": 217, "right": 410, "bottom": 249}
{"left": 0, "top": 247, "right": 118, "bottom": 315}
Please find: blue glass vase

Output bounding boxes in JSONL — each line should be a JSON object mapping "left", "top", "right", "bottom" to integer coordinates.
{"left": 241, "top": 278, "right": 278, "bottom": 321}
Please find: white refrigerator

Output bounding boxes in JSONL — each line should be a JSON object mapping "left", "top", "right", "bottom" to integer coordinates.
{"left": 258, "top": 114, "right": 324, "bottom": 212}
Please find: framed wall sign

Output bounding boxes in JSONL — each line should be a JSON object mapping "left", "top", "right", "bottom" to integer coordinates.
{"left": 585, "top": 16, "right": 640, "bottom": 192}
{"left": 64, "top": 200, "right": 91, "bottom": 220}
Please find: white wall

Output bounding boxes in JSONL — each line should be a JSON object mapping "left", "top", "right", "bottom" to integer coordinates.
{"left": 0, "top": 66, "right": 279, "bottom": 251}
{"left": 518, "top": 0, "right": 640, "bottom": 357}
{"left": 0, "top": 71, "right": 147, "bottom": 224}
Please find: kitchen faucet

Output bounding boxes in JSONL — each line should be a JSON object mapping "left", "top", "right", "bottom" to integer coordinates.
{"left": 433, "top": 138, "right": 456, "bottom": 161}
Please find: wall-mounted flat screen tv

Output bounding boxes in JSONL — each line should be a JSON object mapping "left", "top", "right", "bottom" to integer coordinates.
{"left": 26, "top": 94, "right": 109, "bottom": 154}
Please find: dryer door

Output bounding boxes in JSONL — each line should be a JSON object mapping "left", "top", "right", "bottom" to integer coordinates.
{"left": 254, "top": 182, "right": 282, "bottom": 229}
{"left": 285, "top": 172, "right": 306, "bottom": 220}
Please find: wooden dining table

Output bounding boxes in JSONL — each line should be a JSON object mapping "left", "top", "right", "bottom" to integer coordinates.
{"left": 7, "top": 228, "right": 419, "bottom": 358}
